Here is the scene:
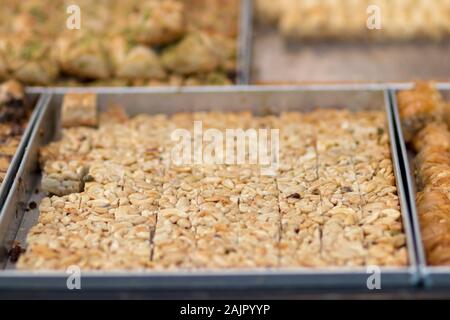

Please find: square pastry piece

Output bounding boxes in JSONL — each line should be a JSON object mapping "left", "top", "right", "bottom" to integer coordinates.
{"left": 61, "top": 93, "right": 98, "bottom": 128}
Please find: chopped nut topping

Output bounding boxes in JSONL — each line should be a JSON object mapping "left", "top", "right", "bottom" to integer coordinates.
{"left": 18, "top": 107, "right": 408, "bottom": 270}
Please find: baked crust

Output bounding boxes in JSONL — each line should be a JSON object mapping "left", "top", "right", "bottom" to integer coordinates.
{"left": 61, "top": 93, "right": 98, "bottom": 128}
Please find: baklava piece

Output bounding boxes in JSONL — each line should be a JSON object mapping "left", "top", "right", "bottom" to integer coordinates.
{"left": 53, "top": 31, "right": 111, "bottom": 80}
{"left": 412, "top": 122, "right": 450, "bottom": 153}
{"left": 397, "top": 82, "right": 445, "bottom": 142}
{"left": 417, "top": 188, "right": 450, "bottom": 266}
{"left": 4, "top": 34, "right": 58, "bottom": 85}
{"left": 110, "top": 36, "right": 166, "bottom": 81}
{"left": 413, "top": 123, "right": 450, "bottom": 190}
{"left": 402, "top": 91, "right": 450, "bottom": 266}
{"left": 41, "top": 160, "right": 88, "bottom": 196}
{"left": 61, "top": 93, "right": 98, "bottom": 128}
{"left": 0, "top": 79, "right": 26, "bottom": 121}
{"left": 119, "top": 0, "right": 186, "bottom": 46}
{"left": 161, "top": 32, "right": 221, "bottom": 75}
{"left": 254, "top": 0, "right": 284, "bottom": 24}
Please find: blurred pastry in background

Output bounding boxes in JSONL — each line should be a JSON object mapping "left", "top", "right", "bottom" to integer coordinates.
{"left": 412, "top": 122, "right": 450, "bottom": 154}
{"left": 256, "top": 0, "right": 450, "bottom": 41}
{"left": 119, "top": 0, "right": 186, "bottom": 46}
{"left": 53, "top": 31, "right": 112, "bottom": 80}
{"left": 183, "top": 0, "right": 239, "bottom": 37}
{"left": 254, "top": 0, "right": 286, "bottom": 24}
{"left": 0, "top": 0, "right": 239, "bottom": 86}
{"left": 2, "top": 34, "right": 58, "bottom": 85}
{"left": 110, "top": 36, "right": 167, "bottom": 81}
{"left": 161, "top": 32, "right": 221, "bottom": 75}
{"left": 209, "top": 33, "right": 238, "bottom": 75}
{"left": 0, "top": 79, "right": 26, "bottom": 121}
{"left": 9, "top": 0, "right": 63, "bottom": 36}
{"left": 184, "top": 72, "right": 232, "bottom": 86}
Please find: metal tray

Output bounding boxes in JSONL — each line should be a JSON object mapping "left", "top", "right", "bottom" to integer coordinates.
{"left": 251, "top": 26, "right": 450, "bottom": 84}
{"left": 0, "top": 85, "right": 418, "bottom": 293}
{"left": 27, "top": 0, "right": 252, "bottom": 92}
{"left": 0, "top": 93, "right": 47, "bottom": 210}
{"left": 390, "top": 83, "right": 450, "bottom": 288}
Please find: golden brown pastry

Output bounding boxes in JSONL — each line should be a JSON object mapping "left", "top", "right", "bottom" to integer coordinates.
{"left": 119, "top": 0, "right": 186, "bottom": 46}
{"left": 397, "top": 82, "right": 445, "bottom": 142}
{"left": 61, "top": 93, "right": 98, "bottom": 128}
{"left": 414, "top": 123, "right": 450, "bottom": 189}
{"left": 184, "top": 72, "right": 232, "bottom": 86}
{"left": 209, "top": 33, "right": 237, "bottom": 74}
{"left": 53, "top": 31, "right": 111, "bottom": 80}
{"left": 417, "top": 187, "right": 450, "bottom": 213}
{"left": 161, "top": 32, "right": 221, "bottom": 75}
{"left": 254, "top": 0, "right": 285, "bottom": 24}
{"left": 417, "top": 187, "right": 450, "bottom": 265}
{"left": 3, "top": 34, "right": 58, "bottom": 85}
{"left": 399, "top": 83, "right": 450, "bottom": 266}
{"left": 413, "top": 127, "right": 450, "bottom": 265}
{"left": 182, "top": 0, "right": 239, "bottom": 37}
{"left": 0, "top": 79, "right": 26, "bottom": 121}
{"left": 444, "top": 103, "right": 450, "bottom": 130}
{"left": 412, "top": 122, "right": 450, "bottom": 153}
{"left": 257, "top": 0, "right": 450, "bottom": 41}
{"left": 0, "top": 0, "right": 239, "bottom": 86}
{"left": 110, "top": 36, "right": 166, "bottom": 81}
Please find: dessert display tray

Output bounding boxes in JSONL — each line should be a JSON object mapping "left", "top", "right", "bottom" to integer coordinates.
{"left": 0, "top": 85, "right": 417, "bottom": 293}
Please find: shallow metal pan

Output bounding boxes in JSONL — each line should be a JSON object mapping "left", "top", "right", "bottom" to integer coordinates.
{"left": 0, "top": 86, "right": 417, "bottom": 292}
{"left": 251, "top": 22, "right": 450, "bottom": 84}
{"left": 0, "top": 93, "right": 47, "bottom": 210}
{"left": 390, "top": 83, "right": 450, "bottom": 288}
